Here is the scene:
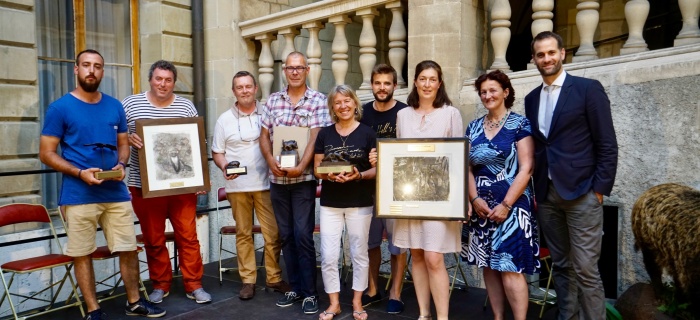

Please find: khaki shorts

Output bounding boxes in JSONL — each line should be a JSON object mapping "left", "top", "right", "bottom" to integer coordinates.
{"left": 62, "top": 202, "right": 137, "bottom": 257}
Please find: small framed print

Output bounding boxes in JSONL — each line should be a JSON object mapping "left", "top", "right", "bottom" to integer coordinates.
{"left": 136, "top": 117, "right": 210, "bottom": 198}
{"left": 376, "top": 138, "right": 468, "bottom": 220}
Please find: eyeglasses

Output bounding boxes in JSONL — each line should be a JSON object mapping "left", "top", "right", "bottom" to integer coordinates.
{"left": 283, "top": 66, "right": 307, "bottom": 73}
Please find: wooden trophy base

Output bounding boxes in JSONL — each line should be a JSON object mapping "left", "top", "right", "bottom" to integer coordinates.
{"left": 316, "top": 162, "right": 354, "bottom": 174}
{"left": 94, "top": 170, "right": 122, "bottom": 179}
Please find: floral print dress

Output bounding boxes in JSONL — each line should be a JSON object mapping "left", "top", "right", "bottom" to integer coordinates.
{"left": 461, "top": 112, "right": 540, "bottom": 274}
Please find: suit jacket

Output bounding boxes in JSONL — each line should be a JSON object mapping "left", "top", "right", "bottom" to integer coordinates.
{"left": 524, "top": 73, "right": 618, "bottom": 202}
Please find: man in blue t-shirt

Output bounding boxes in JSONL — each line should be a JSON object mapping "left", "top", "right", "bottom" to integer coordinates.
{"left": 359, "top": 64, "right": 408, "bottom": 314}
{"left": 40, "top": 49, "right": 165, "bottom": 320}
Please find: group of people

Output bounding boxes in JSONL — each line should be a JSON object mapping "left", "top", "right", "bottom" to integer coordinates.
{"left": 39, "top": 30, "right": 617, "bottom": 320}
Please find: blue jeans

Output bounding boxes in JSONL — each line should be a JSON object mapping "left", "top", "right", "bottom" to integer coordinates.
{"left": 270, "top": 181, "right": 318, "bottom": 298}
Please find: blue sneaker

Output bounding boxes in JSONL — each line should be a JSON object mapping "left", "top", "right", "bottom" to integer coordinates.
{"left": 302, "top": 296, "right": 319, "bottom": 314}
{"left": 84, "top": 309, "right": 107, "bottom": 320}
{"left": 386, "top": 299, "right": 404, "bottom": 314}
{"left": 125, "top": 298, "right": 166, "bottom": 318}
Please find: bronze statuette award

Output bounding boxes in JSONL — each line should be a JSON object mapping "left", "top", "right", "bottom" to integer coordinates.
{"left": 316, "top": 151, "right": 354, "bottom": 174}
{"left": 279, "top": 140, "right": 300, "bottom": 168}
{"left": 226, "top": 160, "right": 247, "bottom": 175}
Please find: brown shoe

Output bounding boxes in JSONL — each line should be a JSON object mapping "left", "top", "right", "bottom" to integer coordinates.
{"left": 239, "top": 283, "right": 255, "bottom": 300}
{"left": 265, "top": 280, "right": 291, "bottom": 293}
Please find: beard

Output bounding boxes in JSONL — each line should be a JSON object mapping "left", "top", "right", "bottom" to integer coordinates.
{"left": 78, "top": 75, "right": 101, "bottom": 92}
{"left": 373, "top": 90, "right": 394, "bottom": 103}
{"left": 536, "top": 59, "right": 563, "bottom": 77}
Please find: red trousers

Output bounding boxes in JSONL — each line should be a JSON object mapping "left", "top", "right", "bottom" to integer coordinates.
{"left": 130, "top": 187, "right": 203, "bottom": 293}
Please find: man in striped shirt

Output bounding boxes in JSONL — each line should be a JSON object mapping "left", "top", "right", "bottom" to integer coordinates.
{"left": 260, "top": 52, "right": 331, "bottom": 314}
{"left": 123, "top": 60, "right": 211, "bottom": 305}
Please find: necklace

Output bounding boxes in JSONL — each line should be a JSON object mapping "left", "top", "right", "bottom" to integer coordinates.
{"left": 484, "top": 110, "right": 510, "bottom": 131}
{"left": 339, "top": 134, "right": 350, "bottom": 148}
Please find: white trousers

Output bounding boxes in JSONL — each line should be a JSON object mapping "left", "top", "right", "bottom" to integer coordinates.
{"left": 320, "top": 206, "right": 373, "bottom": 293}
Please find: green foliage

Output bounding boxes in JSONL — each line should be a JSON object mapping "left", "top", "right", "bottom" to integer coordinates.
{"left": 657, "top": 283, "right": 697, "bottom": 320}
{"left": 605, "top": 302, "right": 622, "bottom": 320}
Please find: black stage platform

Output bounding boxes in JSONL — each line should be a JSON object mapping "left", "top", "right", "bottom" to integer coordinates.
{"left": 32, "top": 256, "right": 557, "bottom": 319}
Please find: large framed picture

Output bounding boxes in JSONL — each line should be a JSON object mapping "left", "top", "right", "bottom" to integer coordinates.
{"left": 376, "top": 138, "right": 468, "bottom": 220}
{"left": 135, "top": 117, "right": 210, "bottom": 198}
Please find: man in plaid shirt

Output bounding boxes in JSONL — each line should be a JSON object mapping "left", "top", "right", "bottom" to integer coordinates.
{"left": 260, "top": 51, "right": 331, "bottom": 315}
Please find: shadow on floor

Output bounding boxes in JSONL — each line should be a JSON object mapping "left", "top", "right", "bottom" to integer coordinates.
{"left": 28, "top": 257, "right": 558, "bottom": 320}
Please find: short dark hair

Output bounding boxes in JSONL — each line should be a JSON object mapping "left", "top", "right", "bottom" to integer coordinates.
{"left": 407, "top": 60, "right": 452, "bottom": 109}
{"left": 474, "top": 70, "right": 515, "bottom": 109}
{"left": 370, "top": 64, "right": 397, "bottom": 84}
{"left": 148, "top": 60, "right": 178, "bottom": 82}
{"left": 75, "top": 49, "right": 104, "bottom": 65}
{"left": 232, "top": 71, "right": 257, "bottom": 88}
{"left": 531, "top": 31, "right": 564, "bottom": 55}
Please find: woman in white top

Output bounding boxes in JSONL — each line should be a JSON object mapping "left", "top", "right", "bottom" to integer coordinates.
{"left": 388, "top": 60, "right": 466, "bottom": 320}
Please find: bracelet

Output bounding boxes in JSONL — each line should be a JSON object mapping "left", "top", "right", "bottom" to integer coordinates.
{"left": 470, "top": 196, "right": 481, "bottom": 204}
{"left": 501, "top": 201, "right": 512, "bottom": 210}
{"left": 77, "top": 169, "right": 83, "bottom": 178}
{"left": 118, "top": 161, "right": 126, "bottom": 168}
{"left": 357, "top": 172, "right": 363, "bottom": 181}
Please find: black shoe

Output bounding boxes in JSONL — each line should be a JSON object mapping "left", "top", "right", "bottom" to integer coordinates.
{"left": 386, "top": 299, "right": 405, "bottom": 314}
{"left": 276, "top": 291, "right": 303, "bottom": 307}
{"left": 302, "top": 296, "right": 319, "bottom": 314}
{"left": 361, "top": 293, "right": 382, "bottom": 307}
{"left": 125, "top": 298, "right": 166, "bottom": 318}
{"left": 84, "top": 309, "right": 107, "bottom": 320}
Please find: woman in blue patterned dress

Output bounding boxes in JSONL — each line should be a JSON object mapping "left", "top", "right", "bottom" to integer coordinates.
{"left": 463, "top": 70, "right": 539, "bottom": 320}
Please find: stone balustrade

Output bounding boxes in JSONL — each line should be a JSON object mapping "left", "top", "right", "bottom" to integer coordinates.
{"left": 487, "top": 0, "right": 700, "bottom": 72}
{"left": 239, "top": 0, "right": 406, "bottom": 100}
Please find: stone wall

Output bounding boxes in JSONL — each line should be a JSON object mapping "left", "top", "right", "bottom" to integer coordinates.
{"left": 408, "top": 0, "right": 485, "bottom": 127}
{"left": 459, "top": 44, "right": 700, "bottom": 296}
{"left": 0, "top": 0, "right": 42, "bottom": 211}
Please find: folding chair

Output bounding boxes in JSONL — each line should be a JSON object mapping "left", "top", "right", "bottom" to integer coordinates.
{"left": 446, "top": 253, "right": 467, "bottom": 296}
{"left": 0, "top": 204, "right": 84, "bottom": 319}
{"left": 528, "top": 248, "right": 556, "bottom": 318}
{"left": 216, "top": 187, "right": 264, "bottom": 284}
{"left": 136, "top": 225, "right": 178, "bottom": 276}
{"left": 57, "top": 208, "right": 148, "bottom": 303}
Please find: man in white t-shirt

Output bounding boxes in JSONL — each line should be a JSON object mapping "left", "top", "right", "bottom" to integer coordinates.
{"left": 212, "top": 71, "right": 290, "bottom": 300}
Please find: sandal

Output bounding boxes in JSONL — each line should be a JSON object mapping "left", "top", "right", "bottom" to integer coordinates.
{"left": 418, "top": 316, "right": 432, "bottom": 320}
{"left": 319, "top": 310, "right": 341, "bottom": 320}
{"left": 353, "top": 310, "right": 368, "bottom": 320}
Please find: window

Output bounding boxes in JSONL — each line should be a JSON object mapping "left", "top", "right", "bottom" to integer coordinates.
{"left": 36, "top": 0, "right": 139, "bottom": 208}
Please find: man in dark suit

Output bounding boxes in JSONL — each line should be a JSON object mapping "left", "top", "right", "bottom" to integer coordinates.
{"left": 524, "top": 31, "right": 618, "bottom": 320}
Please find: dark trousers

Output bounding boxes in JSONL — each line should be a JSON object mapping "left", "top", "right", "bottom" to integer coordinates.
{"left": 270, "top": 180, "right": 318, "bottom": 298}
{"left": 538, "top": 181, "right": 605, "bottom": 320}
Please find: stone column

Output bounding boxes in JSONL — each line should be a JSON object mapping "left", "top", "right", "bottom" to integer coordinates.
{"left": 411, "top": 0, "right": 481, "bottom": 123}
{"left": 0, "top": 3, "right": 41, "bottom": 205}
{"left": 357, "top": 8, "right": 379, "bottom": 93}
{"left": 621, "top": 0, "right": 650, "bottom": 55}
{"left": 330, "top": 15, "right": 351, "bottom": 86}
{"left": 489, "top": 0, "right": 512, "bottom": 72}
{"left": 528, "top": 0, "right": 554, "bottom": 69}
{"left": 256, "top": 33, "right": 275, "bottom": 101}
{"left": 675, "top": 0, "right": 700, "bottom": 46}
{"left": 573, "top": 0, "right": 600, "bottom": 62}
{"left": 387, "top": 1, "right": 407, "bottom": 87}
{"left": 278, "top": 27, "right": 299, "bottom": 87}
{"left": 303, "top": 21, "right": 324, "bottom": 91}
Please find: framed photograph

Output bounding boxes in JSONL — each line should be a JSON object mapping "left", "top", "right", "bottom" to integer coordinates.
{"left": 376, "top": 138, "right": 468, "bottom": 220}
{"left": 135, "top": 117, "right": 210, "bottom": 198}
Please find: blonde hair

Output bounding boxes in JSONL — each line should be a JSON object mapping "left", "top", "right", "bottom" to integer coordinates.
{"left": 326, "top": 85, "right": 363, "bottom": 123}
